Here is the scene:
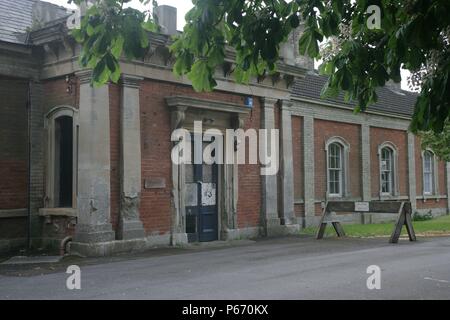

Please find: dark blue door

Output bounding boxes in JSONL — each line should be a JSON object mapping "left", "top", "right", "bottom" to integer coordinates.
{"left": 185, "top": 140, "right": 219, "bottom": 242}
{"left": 198, "top": 162, "right": 218, "bottom": 242}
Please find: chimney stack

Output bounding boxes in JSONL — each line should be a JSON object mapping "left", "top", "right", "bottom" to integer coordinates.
{"left": 155, "top": 5, "right": 177, "bottom": 36}
{"left": 385, "top": 79, "right": 404, "bottom": 94}
{"left": 280, "top": 23, "right": 314, "bottom": 71}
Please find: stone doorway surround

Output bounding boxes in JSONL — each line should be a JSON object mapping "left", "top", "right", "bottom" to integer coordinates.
{"left": 166, "top": 96, "right": 255, "bottom": 244}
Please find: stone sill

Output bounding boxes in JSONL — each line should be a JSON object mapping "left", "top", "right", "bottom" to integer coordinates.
{"left": 38, "top": 208, "right": 77, "bottom": 218}
{"left": 417, "top": 195, "right": 448, "bottom": 202}
{"left": 0, "top": 208, "right": 27, "bottom": 219}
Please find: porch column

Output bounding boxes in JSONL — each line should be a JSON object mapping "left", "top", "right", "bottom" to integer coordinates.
{"left": 303, "top": 115, "right": 315, "bottom": 227}
{"left": 118, "top": 75, "right": 146, "bottom": 239}
{"left": 361, "top": 124, "right": 371, "bottom": 201}
{"left": 72, "top": 71, "right": 115, "bottom": 246}
{"left": 407, "top": 132, "right": 417, "bottom": 212}
{"left": 261, "top": 98, "right": 280, "bottom": 235}
{"left": 280, "top": 100, "right": 296, "bottom": 226}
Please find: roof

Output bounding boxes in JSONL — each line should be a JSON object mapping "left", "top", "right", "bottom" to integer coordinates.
{"left": 0, "top": 0, "right": 68, "bottom": 44}
{"left": 291, "top": 73, "right": 418, "bottom": 118}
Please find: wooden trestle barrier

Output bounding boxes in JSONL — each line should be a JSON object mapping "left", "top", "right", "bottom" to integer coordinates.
{"left": 316, "top": 201, "right": 417, "bottom": 243}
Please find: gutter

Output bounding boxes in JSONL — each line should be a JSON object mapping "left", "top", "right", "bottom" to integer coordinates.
{"left": 291, "top": 96, "right": 413, "bottom": 121}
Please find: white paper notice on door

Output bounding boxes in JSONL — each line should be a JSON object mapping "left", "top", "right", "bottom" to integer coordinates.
{"left": 201, "top": 183, "right": 216, "bottom": 206}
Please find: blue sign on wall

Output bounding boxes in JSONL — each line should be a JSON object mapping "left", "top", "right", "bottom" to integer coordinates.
{"left": 244, "top": 96, "right": 253, "bottom": 108}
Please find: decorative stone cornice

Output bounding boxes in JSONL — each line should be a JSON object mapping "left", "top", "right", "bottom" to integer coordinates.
{"left": 281, "top": 99, "right": 293, "bottom": 110}
{"left": 75, "top": 70, "right": 92, "bottom": 85}
{"left": 166, "top": 96, "right": 252, "bottom": 115}
{"left": 121, "top": 74, "right": 144, "bottom": 88}
{"left": 261, "top": 97, "right": 279, "bottom": 108}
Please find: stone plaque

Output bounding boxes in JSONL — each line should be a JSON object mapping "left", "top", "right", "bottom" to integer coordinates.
{"left": 355, "top": 201, "right": 370, "bottom": 212}
{"left": 144, "top": 178, "right": 166, "bottom": 189}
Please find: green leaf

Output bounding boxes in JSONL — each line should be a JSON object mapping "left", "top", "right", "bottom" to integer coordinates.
{"left": 111, "top": 35, "right": 124, "bottom": 59}
{"left": 298, "top": 29, "right": 319, "bottom": 58}
{"left": 207, "top": 46, "right": 225, "bottom": 68}
{"left": 140, "top": 28, "right": 149, "bottom": 48}
{"left": 187, "top": 59, "right": 214, "bottom": 92}
{"left": 86, "top": 23, "right": 95, "bottom": 36}
{"left": 289, "top": 15, "right": 300, "bottom": 29}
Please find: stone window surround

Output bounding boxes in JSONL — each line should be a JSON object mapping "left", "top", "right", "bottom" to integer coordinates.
{"left": 377, "top": 142, "right": 400, "bottom": 198}
{"left": 380, "top": 146, "right": 395, "bottom": 195}
{"left": 421, "top": 149, "right": 440, "bottom": 201}
{"left": 43, "top": 105, "right": 79, "bottom": 212}
{"left": 325, "top": 136, "right": 350, "bottom": 199}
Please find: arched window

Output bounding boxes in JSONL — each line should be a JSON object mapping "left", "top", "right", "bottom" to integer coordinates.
{"left": 380, "top": 147, "right": 394, "bottom": 195}
{"left": 45, "top": 106, "right": 78, "bottom": 208}
{"left": 328, "top": 143, "right": 343, "bottom": 196}
{"left": 423, "top": 150, "right": 436, "bottom": 195}
{"left": 378, "top": 142, "right": 398, "bottom": 197}
{"left": 326, "top": 137, "right": 350, "bottom": 198}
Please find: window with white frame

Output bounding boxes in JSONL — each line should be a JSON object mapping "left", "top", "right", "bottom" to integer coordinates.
{"left": 380, "top": 147, "right": 394, "bottom": 195}
{"left": 328, "top": 142, "right": 343, "bottom": 197}
{"left": 423, "top": 150, "right": 434, "bottom": 195}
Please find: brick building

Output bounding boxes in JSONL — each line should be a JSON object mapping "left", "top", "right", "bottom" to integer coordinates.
{"left": 0, "top": 1, "right": 449, "bottom": 256}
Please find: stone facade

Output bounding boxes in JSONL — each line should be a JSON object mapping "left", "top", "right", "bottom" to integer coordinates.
{"left": 0, "top": 3, "right": 449, "bottom": 256}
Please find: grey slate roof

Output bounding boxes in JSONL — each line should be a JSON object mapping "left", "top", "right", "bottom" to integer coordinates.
{"left": 292, "top": 73, "right": 418, "bottom": 118}
{"left": 0, "top": 0, "right": 68, "bottom": 44}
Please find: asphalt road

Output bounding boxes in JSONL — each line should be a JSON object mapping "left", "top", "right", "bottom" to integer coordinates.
{"left": 1, "top": 236, "right": 450, "bottom": 299}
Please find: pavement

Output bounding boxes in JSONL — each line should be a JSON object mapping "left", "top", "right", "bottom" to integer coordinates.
{"left": 0, "top": 235, "right": 450, "bottom": 300}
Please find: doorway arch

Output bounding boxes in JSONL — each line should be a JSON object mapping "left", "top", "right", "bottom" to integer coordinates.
{"left": 45, "top": 106, "right": 78, "bottom": 208}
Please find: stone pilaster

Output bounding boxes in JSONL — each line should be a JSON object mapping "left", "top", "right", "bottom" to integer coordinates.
{"left": 72, "top": 71, "right": 115, "bottom": 249}
{"left": 361, "top": 124, "right": 371, "bottom": 201}
{"left": 407, "top": 132, "right": 417, "bottom": 212}
{"left": 280, "top": 100, "right": 296, "bottom": 227}
{"left": 29, "top": 81, "right": 45, "bottom": 243}
{"left": 118, "top": 75, "right": 145, "bottom": 240}
{"left": 260, "top": 98, "right": 281, "bottom": 236}
{"left": 303, "top": 115, "right": 315, "bottom": 227}
{"left": 446, "top": 162, "right": 450, "bottom": 213}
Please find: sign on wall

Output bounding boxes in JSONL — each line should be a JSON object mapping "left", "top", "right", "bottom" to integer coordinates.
{"left": 354, "top": 202, "right": 370, "bottom": 212}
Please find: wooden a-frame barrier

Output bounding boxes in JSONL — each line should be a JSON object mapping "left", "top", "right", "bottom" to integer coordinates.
{"left": 316, "top": 201, "right": 417, "bottom": 243}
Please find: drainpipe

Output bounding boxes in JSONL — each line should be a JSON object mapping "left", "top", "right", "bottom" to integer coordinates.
{"left": 60, "top": 237, "right": 72, "bottom": 256}
{"left": 26, "top": 81, "right": 32, "bottom": 252}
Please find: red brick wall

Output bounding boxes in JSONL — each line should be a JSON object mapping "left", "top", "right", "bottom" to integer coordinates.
{"left": 0, "top": 76, "right": 78, "bottom": 210}
{"left": 417, "top": 199, "right": 448, "bottom": 210}
{"left": 438, "top": 161, "right": 447, "bottom": 197}
{"left": 314, "top": 120, "right": 362, "bottom": 200}
{"left": 139, "top": 79, "right": 260, "bottom": 234}
{"left": 294, "top": 203, "right": 305, "bottom": 217}
{"left": 0, "top": 78, "right": 28, "bottom": 210}
{"left": 370, "top": 127, "right": 408, "bottom": 197}
{"left": 0, "top": 161, "right": 27, "bottom": 210}
{"left": 109, "top": 84, "right": 121, "bottom": 231}
{"left": 42, "top": 76, "right": 78, "bottom": 113}
{"left": 237, "top": 98, "right": 262, "bottom": 229}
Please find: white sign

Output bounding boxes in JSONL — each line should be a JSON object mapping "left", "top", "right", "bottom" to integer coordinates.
{"left": 355, "top": 201, "right": 370, "bottom": 212}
